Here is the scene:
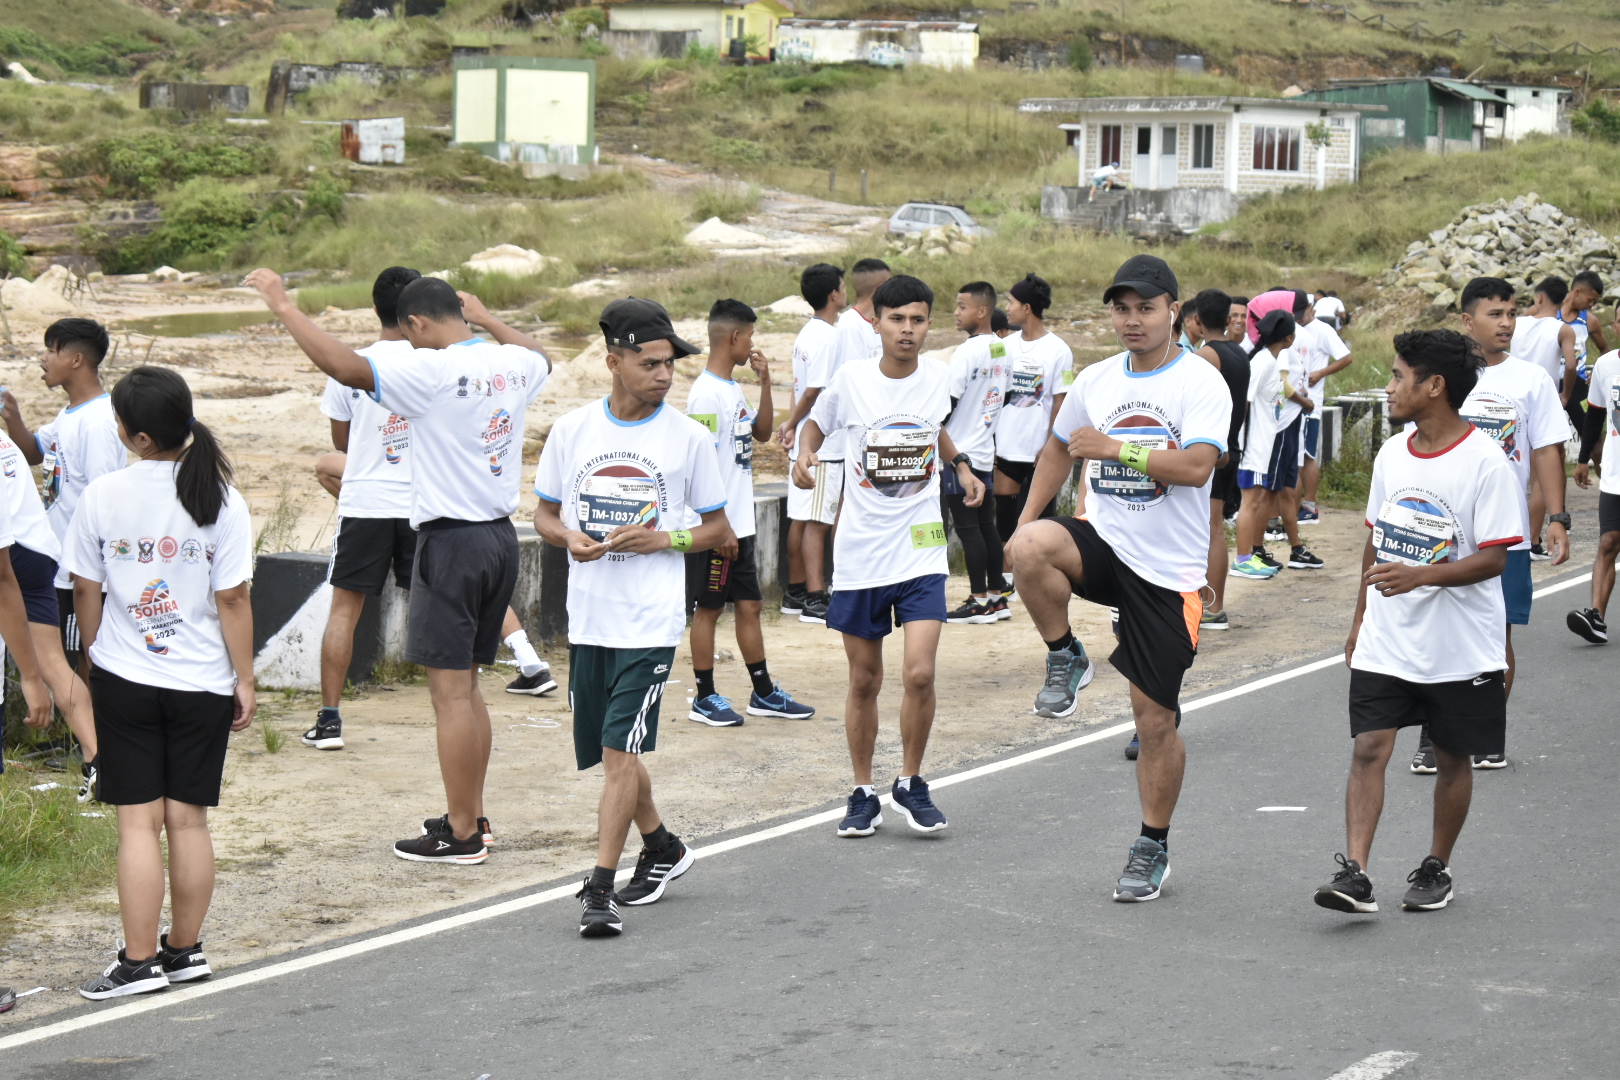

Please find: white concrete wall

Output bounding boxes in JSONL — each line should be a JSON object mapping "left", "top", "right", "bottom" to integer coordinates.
{"left": 775, "top": 24, "right": 977, "bottom": 69}
{"left": 609, "top": 4, "right": 722, "bottom": 49}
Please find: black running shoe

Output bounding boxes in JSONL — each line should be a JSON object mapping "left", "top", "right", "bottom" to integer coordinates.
{"left": 1528, "top": 543, "right": 1551, "bottom": 562}
{"left": 987, "top": 594, "right": 1012, "bottom": 621}
{"left": 945, "top": 597, "right": 995, "bottom": 624}
{"left": 79, "top": 948, "right": 169, "bottom": 1000}
{"left": 1410, "top": 730, "right": 1437, "bottom": 774}
{"left": 1402, "top": 855, "right": 1453, "bottom": 910}
{"left": 1567, "top": 607, "right": 1609, "bottom": 644}
{"left": 1253, "top": 547, "right": 1284, "bottom": 571}
{"left": 799, "top": 591, "right": 829, "bottom": 625}
{"left": 421, "top": 813, "right": 496, "bottom": 846}
{"left": 301, "top": 715, "right": 343, "bottom": 751}
{"left": 1314, "top": 853, "right": 1378, "bottom": 913}
{"left": 505, "top": 667, "right": 558, "bottom": 696}
{"left": 1287, "top": 545, "right": 1324, "bottom": 570}
{"left": 158, "top": 933, "right": 212, "bottom": 983}
{"left": 394, "top": 819, "right": 487, "bottom": 864}
{"left": 1124, "top": 731, "right": 1139, "bottom": 759}
{"left": 780, "top": 588, "right": 807, "bottom": 616}
{"left": 577, "top": 880, "right": 623, "bottom": 937}
{"left": 77, "top": 755, "right": 99, "bottom": 804}
{"left": 1472, "top": 753, "right": 1507, "bottom": 770}
{"left": 616, "top": 836, "right": 693, "bottom": 905}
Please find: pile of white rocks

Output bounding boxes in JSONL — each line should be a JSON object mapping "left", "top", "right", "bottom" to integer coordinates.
{"left": 886, "top": 223, "right": 979, "bottom": 260}
{"left": 1380, "top": 193, "right": 1620, "bottom": 310}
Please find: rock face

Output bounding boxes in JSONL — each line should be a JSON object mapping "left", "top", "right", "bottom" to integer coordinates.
{"left": 1380, "top": 193, "right": 1620, "bottom": 308}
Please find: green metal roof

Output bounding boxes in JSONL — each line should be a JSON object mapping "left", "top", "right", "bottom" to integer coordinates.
{"left": 1432, "top": 79, "right": 1508, "bottom": 103}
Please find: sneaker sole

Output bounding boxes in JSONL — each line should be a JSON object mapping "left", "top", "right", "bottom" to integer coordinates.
{"left": 1200, "top": 621, "right": 1229, "bottom": 631}
{"left": 1314, "top": 889, "right": 1378, "bottom": 914}
{"left": 994, "top": 610, "right": 1012, "bottom": 622}
{"left": 620, "top": 846, "right": 694, "bottom": 906}
{"left": 798, "top": 614, "right": 827, "bottom": 625}
{"left": 745, "top": 705, "right": 816, "bottom": 719}
{"left": 891, "top": 800, "right": 947, "bottom": 833}
{"left": 1566, "top": 612, "right": 1608, "bottom": 644}
{"left": 393, "top": 847, "right": 488, "bottom": 864}
{"left": 579, "top": 919, "right": 624, "bottom": 937}
{"left": 302, "top": 737, "right": 344, "bottom": 750}
{"left": 79, "top": 975, "right": 171, "bottom": 1001}
{"left": 836, "top": 812, "right": 882, "bottom": 837}
{"left": 1528, "top": 554, "right": 1551, "bottom": 562}
{"left": 1286, "top": 562, "right": 1324, "bottom": 570}
{"left": 506, "top": 681, "right": 559, "bottom": 696}
{"left": 1402, "top": 889, "right": 1452, "bottom": 911}
{"left": 1472, "top": 757, "right": 1508, "bottom": 770}
{"left": 1228, "top": 568, "right": 1274, "bottom": 579}
{"left": 779, "top": 602, "right": 804, "bottom": 615}
{"left": 1113, "top": 865, "right": 1169, "bottom": 902}
{"left": 165, "top": 964, "right": 213, "bottom": 983}
{"left": 1410, "top": 762, "right": 1438, "bottom": 774}
{"left": 687, "top": 711, "right": 744, "bottom": 727}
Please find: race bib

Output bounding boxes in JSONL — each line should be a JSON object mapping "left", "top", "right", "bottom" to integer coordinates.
{"left": 1461, "top": 396, "right": 1519, "bottom": 461}
{"left": 1007, "top": 357, "right": 1044, "bottom": 407}
{"left": 1089, "top": 435, "right": 1168, "bottom": 496}
{"left": 910, "top": 521, "right": 947, "bottom": 549}
{"left": 40, "top": 448, "right": 60, "bottom": 509}
{"left": 989, "top": 341, "right": 1006, "bottom": 360}
{"left": 1372, "top": 498, "right": 1456, "bottom": 566}
{"left": 578, "top": 473, "right": 659, "bottom": 541}
{"left": 864, "top": 427, "right": 934, "bottom": 484}
{"left": 733, "top": 419, "right": 754, "bottom": 470}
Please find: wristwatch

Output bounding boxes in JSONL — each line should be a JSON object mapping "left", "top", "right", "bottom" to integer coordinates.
{"left": 951, "top": 453, "right": 971, "bottom": 468}
{"left": 1547, "top": 512, "right": 1572, "bottom": 528}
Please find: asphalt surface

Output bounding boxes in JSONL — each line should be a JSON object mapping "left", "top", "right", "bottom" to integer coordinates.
{"left": 6, "top": 598, "right": 1617, "bottom": 1080}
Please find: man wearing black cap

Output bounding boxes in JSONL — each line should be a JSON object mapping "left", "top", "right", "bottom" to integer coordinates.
{"left": 246, "top": 268, "right": 550, "bottom": 867}
{"left": 534, "top": 297, "right": 731, "bottom": 937}
{"left": 1006, "top": 254, "right": 1231, "bottom": 903}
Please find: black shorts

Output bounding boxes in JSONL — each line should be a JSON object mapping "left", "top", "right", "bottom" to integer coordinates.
{"left": 329, "top": 516, "right": 416, "bottom": 596}
{"left": 1056, "top": 517, "right": 1199, "bottom": 710}
{"left": 1209, "top": 457, "right": 1240, "bottom": 507}
{"left": 1348, "top": 668, "right": 1506, "bottom": 757}
{"left": 405, "top": 518, "right": 518, "bottom": 670}
{"left": 686, "top": 535, "right": 763, "bottom": 610}
{"left": 58, "top": 586, "right": 87, "bottom": 658}
{"left": 91, "top": 666, "right": 235, "bottom": 806}
{"left": 1267, "top": 415, "right": 1302, "bottom": 491}
{"left": 994, "top": 457, "right": 1035, "bottom": 486}
{"left": 1600, "top": 491, "right": 1620, "bottom": 536}
{"left": 8, "top": 544, "right": 59, "bottom": 625}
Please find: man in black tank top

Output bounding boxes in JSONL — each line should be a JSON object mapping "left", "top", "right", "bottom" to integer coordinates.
{"left": 1188, "top": 289, "right": 1249, "bottom": 632}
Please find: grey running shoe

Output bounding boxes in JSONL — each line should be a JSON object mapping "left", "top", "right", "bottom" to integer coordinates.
{"left": 1114, "top": 836, "right": 1169, "bottom": 902}
{"left": 1402, "top": 855, "right": 1453, "bottom": 911}
{"left": 1314, "top": 853, "right": 1378, "bottom": 913}
{"left": 1033, "top": 640, "right": 1093, "bottom": 718}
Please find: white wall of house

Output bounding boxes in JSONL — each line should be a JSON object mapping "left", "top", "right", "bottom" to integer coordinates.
{"left": 1488, "top": 86, "right": 1565, "bottom": 141}
{"left": 775, "top": 21, "right": 978, "bottom": 69}
{"left": 609, "top": 4, "right": 723, "bottom": 49}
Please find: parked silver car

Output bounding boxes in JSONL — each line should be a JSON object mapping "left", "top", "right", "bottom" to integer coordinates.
{"left": 887, "top": 202, "right": 986, "bottom": 237}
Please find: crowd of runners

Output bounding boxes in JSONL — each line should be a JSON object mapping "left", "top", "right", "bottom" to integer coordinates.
{"left": 2, "top": 243, "right": 1614, "bottom": 995}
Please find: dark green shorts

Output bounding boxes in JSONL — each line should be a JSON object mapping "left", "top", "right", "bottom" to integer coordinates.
{"left": 568, "top": 643, "right": 676, "bottom": 770}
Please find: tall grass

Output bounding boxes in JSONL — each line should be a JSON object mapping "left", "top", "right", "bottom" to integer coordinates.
{"left": 0, "top": 766, "right": 118, "bottom": 930}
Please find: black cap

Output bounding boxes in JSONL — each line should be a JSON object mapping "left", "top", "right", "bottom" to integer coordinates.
{"left": 599, "top": 297, "right": 700, "bottom": 358}
{"left": 1102, "top": 254, "right": 1179, "bottom": 304}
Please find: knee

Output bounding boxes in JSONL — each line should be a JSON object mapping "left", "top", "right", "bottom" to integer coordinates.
{"left": 848, "top": 665, "right": 883, "bottom": 699}
{"left": 1350, "top": 732, "right": 1393, "bottom": 770}
{"left": 901, "top": 660, "right": 934, "bottom": 696}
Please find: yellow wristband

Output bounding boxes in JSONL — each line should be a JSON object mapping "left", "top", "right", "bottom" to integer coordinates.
{"left": 669, "top": 529, "right": 694, "bottom": 552}
{"left": 1118, "top": 442, "right": 1151, "bottom": 472}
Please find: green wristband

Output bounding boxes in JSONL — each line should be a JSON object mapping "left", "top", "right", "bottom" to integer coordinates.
{"left": 669, "top": 529, "right": 694, "bottom": 552}
{"left": 1118, "top": 442, "right": 1151, "bottom": 473}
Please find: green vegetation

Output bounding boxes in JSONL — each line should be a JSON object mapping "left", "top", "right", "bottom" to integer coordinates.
{"left": 1572, "top": 100, "right": 1620, "bottom": 144}
{"left": 0, "top": 765, "right": 118, "bottom": 931}
{"left": 66, "top": 130, "right": 277, "bottom": 199}
{"left": 690, "top": 183, "right": 762, "bottom": 223}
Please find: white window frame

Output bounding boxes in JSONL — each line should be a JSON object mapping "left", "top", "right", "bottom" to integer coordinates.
{"left": 1252, "top": 125, "right": 1301, "bottom": 172}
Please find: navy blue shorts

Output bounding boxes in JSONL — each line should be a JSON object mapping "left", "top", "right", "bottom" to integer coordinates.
{"left": 941, "top": 465, "right": 992, "bottom": 497}
{"left": 1267, "top": 416, "right": 1302, "bottom": 490}
{"left": 8, "top": 544, "right": 60, "bottom": 626}
{"left": 1502, "top": 548, "right": 1532, "bottom": 626}
{"left": 1302, "top": 415, "right": 1321, "bottom": 461}
{"left": 826, "top": 574, "right": 947, "bottom": 640}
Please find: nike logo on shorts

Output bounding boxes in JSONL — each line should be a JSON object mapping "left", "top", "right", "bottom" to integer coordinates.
{"left": 1472, "top": 675, "right": 1491, "bottom": 686}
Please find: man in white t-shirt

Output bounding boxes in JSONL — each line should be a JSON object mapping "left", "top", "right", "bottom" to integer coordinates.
{"left": 1568, "top": 347, "right": 1620, "bottom": 644}
{"left": 535, "top": 297, "right": 730, "bottom": 937}
{"left": 1006, "top": 255, "right": 1230, "bottom": 904}
{"left": 247, "top": 269, "right": 550, "bottom": 866}
{"left": 994, "top": 273, "right": 1071, "bottom": 565}
{"left": 795, "top": 275, "right": 984, "bottom": 840}
{"left": 1089, "top": 162, "right": 1122, "bottom": 201}
{"left": 776, "top": 263, "right": 845, "bottom": 625}
{"left": 1313, "top": 290, "right": 1347, "bottom": 331}
{"left": 1292, "top": 302, "right": 1354, "bottom": 528}
{"left": 942, "top": 281, "right": 1010, "bottom": 623}
{"left": 1315, "top": 329, "right": 1522, "bottom": 917}
{"left": 835, "top": 257, "right": 889, "bottom": 375}
{"left": 683, "top": 299, "right": 813, "bottom": 727}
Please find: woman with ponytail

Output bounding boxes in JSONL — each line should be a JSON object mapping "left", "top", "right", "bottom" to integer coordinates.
{"left": 1231, "top": 311, "right": 1304, "bottom": 579}
{"left": 66, "top": 366, "right": 256, "bottom": 999}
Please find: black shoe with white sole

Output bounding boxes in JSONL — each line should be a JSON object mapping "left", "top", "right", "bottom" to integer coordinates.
{"left": 799, "top": 592, "right": 829, "bottom": 625}
{"left": 1472, "top": 753, "right": 1507, "bottom": 769}
{"left": 1314, "top": 853, "right": 1378, "bottom": 913}
{"left": 506, "top": 668, "right": 558, "bottom": 695}
{"left": 577, "top": 881, "right": 624, "bottom": 937}
{"left": 301, "top": 715, "right": 343, "bottom": 751}
{"left": 79, "top": 948, "right": 169, "bottom": 1000}
{"left": 1402, "top": 855, "right": 1453, "bottom": 910}
{"left": 77, "top": 756, "right": 99, "bottom": 803}
{"left": 616, "top": 837, "right": 693, "bottom": 905}
{"left": 1287, "top": 546, "right": 1324, "bottom": 570}
{"left": 158, "top": 933, "right": 212, "bottom": 983}
{"left": 780, "top": 588, "right": 808, "bottom": 616}
{"left": 1567, "top": 607, "right": 1608, "bottom": 644}
{"left": 421, "top": 813, "right": 495, "bottom": 847}
{"left": 1528, "top": 543, "right": 1551, "bottom": 562}
{"left": 394, "top": 819, "right": 488, "bottom": 864}
{"left": 1410, "top": 729, "right": 1437, "bottom": 774}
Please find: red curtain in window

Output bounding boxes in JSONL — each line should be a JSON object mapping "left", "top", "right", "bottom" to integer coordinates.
{"left": 1101, "top": 125, "right": 1122, "bottom": 167}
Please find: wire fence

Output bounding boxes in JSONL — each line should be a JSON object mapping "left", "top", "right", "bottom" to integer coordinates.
{"left": 1281, "top": 1, "right": 1620, "bottom": 60}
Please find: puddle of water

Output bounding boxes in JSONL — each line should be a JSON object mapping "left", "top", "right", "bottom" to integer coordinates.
{"left": 119, "top": 310, "right": 275, "bottom": 338}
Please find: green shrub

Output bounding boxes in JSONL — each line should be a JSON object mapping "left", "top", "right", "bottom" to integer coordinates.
{"left": 1571, "top": 100, "right": 1620, "bottom": 144}
{"left": 690, "top": 182, "right": 762, "bottom": 222}
{"left": 69, "top": 130, "right": 275, "bottom": 199}
{"left": 304, "top": 175, "right": 349, "bottom": 222}
{"left": 1068, "top": 35, "right": 1093, "bottom": 73}
{"left": 0, "top": 27, "right": 150, "bottom": 76}
{"left": 0, "top": 229, "right": 27, "bottom": 278}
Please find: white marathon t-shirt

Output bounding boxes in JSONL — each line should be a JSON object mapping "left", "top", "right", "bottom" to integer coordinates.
{"left": 1275, "top": 343, "right": 1308, "bottom": 429}
{"left": 684, "top": 370, "right": 757, "bottom": 539}
{"left": 996, "top": 331, "right": 1072, "bottom": 464}
{"left": 33, "top": 393, "right": 125, "bottom": 586}
{"left": 1294, "top": 319, "right": 1351, "bottom": 412}
{"left": 65, "top": 460, "right": 254, "bottom": 695}
{"left": 837, "top": 306, "right": 881, "bottom": 370}
{"left": 321, "top": 338, "right": 414, "bottom": 520}
{"left": 1242, "top": 347, "right": 1285, "bottom": 475}
{"left": 944, "top": 333, "right": 1010, "bottom": 472}
{"left": 1314, "top": 295, "right": 1346, "bottom": 328}
{"left": 811, "top": 357, "right": 952, "bottom": 592}
{"left": 790, "top": 317, "right": 842, "bottom": 460}
{"left": 367, "top": 338, "right": 549, "bottom": 528}
{"left": 1053, "top": 349, "right": 1232, "bottom": 594}
{"left": 1510, "top": 316, "right": 1566, "bottom": 387}
{"left": 534, "top": 399, "right": 727, "bottom": 650}
{"left": 1587, "top": 350, "right": 1620, "bottom": 497}
{"left": 1354, "top": 427, "right": 1524, "bottom": 683}
{"left": 1458, "top": 356, "right": 1567, "bottom": 551}
{"left": 0, "top": 431, "right": 62, "bottom": 561}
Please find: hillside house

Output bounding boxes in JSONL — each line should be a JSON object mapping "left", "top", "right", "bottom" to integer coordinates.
{"left": 1295, "top": 78, "right": 1563, "bottom": 156}
{"left": 775, "top": 19, "right": 978, "bottom": 69}
{"left": 603, "top": 0, "right": 792, "bottom": 59}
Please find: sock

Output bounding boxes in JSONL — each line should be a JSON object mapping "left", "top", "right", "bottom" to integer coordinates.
{"left": 590, "top": 865, "right": 616, "bottom": 890}
{"left": 1303, "top": 500, "right": 1317, "bottom": 511}
{"left": 641, "top": 823, "right": 671, "bottom": 849}
{"left": 1045, "top": 630, "right": 1076, "bottom": 653}
{"left": 896, "top": 775, "right": 912, "bottom": 790}
{"left": 1140, "top": 823, "right": 1169, "bottom": 850}
{"left": 788, "top": 580, "right": 806, "bottom": 596}
{"left": 1252, "top": 545, "right": 1267, "bottom": 555}
{"left": 746, "top": 660, "right": 773, "bottom": 698}
{"left": 505, "top": 628, "right": 543, "bottom": 677}
{"left": 319, "top": 706, "right": 341, "bottom": 723}
{"left": 695, "top": 668, "right": 716, "bottom": 699}
{"left": 856, "top": 784, "right": 875, "bottom": 797}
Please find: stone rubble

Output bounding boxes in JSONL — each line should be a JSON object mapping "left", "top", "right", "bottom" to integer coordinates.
{"left": 1380, "top": 193, "right": 1620, "bottom": 311}
{"left": 886, "top": 223, "right": 980, "bottom": 261}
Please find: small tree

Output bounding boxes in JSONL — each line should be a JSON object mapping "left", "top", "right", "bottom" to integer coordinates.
{"left": 1304, "top": 120, "right": 1333, "bottom": 150}
{"left": 1069, "top": 35, "right": 1093, "bottom": 73}
{"left": 1571, "top": 100, "right": 1620, "bottom": 144}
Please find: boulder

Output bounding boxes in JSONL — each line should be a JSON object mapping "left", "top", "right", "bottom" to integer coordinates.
{"left": 461, "top": 244, "right": 559, "bottom": 277}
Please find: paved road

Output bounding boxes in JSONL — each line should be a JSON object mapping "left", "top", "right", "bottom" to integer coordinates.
{"left": 7, "top": 600, "right": 1616, "bottom": 1079}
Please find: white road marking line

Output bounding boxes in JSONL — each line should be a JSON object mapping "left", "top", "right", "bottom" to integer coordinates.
{"left": 1531, "top": 561, "right": 1616, "bottom": 600}
{"left": 0, "top": 648, "right": 1350, "bottom": 1051}
{"left": 1323, "top": 1050, "right": 1418, "bottom": 1080}
{"left": 1257, "top": 806, "right": 1307, "bottom": 812}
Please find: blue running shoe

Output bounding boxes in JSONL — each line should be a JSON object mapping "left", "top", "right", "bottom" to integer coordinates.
{"left": 688, "top": 693, "right": 745, "bottom": 727}
{"left": 1124, "top": 706, "right": 1179, "bottom": 759}
{"left": 1114, "top": 836, "right": 1170, "bottom": 902}
{"left": 837, "top": 788, "right": 883, "bottom": 837}
{"left": 891, "top": 776, "right": 947, "bottom": 833}
{"left": 746, "top": 684, "right": 816, "bottom": 719}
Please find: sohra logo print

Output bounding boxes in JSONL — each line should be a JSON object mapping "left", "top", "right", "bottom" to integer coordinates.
{"left": 130, "top": 578, "right": 181, "bottom": 655}
{"left": 382, "top": 413, "right": 410, "bottom": 465}
{"left": 857, "top": 416, "right": 937, "bottom": 499}
{"left": 1372, "top": 492, "right": 1457, "bottom": 566}
{"left": 1089, "top": 404, "right": 1180, "bottom": 508}
{"left": 1006, "top": 353, "right": 1046, "bottom": 409}
{"left": 485, "top": 408, "right": 513, "bottom": 476}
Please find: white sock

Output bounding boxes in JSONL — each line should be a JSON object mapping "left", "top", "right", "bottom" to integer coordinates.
{"left": 505, "top": 629, "right": 543, "bottom": 677}
{"left": 896, "top": 775, "right": 912, "bottom": 791}
{"left": 856, "top": 784, "right": 875, "bottom": 797}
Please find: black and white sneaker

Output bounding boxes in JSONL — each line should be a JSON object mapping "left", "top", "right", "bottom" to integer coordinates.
{"left": 301, "top": 715, "right": 343, "bottom": 751}
{"left": 1264, "top": 519, "right": 1287, "bottom": 543}
{"left": 1401, "top": 855, "right": 1453, "bottom": 910}
{"left": 506, "top": 667, "right": 558, "bottom": 695}
{"left": 421, "top": 813, "right": 496, "bottom": 847}
{"left": 1528, "top": 543, "right": 1551, "bottom": 562}
{"left": 1314, "top": 853, "right": 1378, "bottom": 913}
{"left": 577, "top": 880, "right": 623, "bottom": 937}
{"left": 1567, "top": 607, "right": 1609, "bottom": 644}
{"left": 780, "top": 588, "right": 808, "bottom": 616}
{"left": 77, "top": 755, "right": 99, "bottom": 803}
{"left": 158, "top": 933, "right": 212, "bottom": 983}
{"left": 1287, "top": 546, "right": 1324, "bottom": 570}
{"left": 394, "top": 819, "right": 488, "bottom": 864}
{"left": 79, "top": 947, "right": 169, "bottom": 1000}
{"left": 945, "top": 597, "right": 996, "bottom": 624}
{"left": 798, "top": 592, "right": 829, "bottom": 625}
{"left": 1410, "top": 730, "right": 1437, "bottom": 774}
{"left": 1472, "top": 753, "right": 1507, "bottom": 770}
{"left": 616, "top": 837, "right": 693, "bottom": 905}
{"left": 1253, "top": 547, "right": 1284, "bottom": 572}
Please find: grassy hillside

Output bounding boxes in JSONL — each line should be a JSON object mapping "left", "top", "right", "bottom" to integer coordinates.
{"left": 0, "top": 0, "right": 188, "bottom": 78}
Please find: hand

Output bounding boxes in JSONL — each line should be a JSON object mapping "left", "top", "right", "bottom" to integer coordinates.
{"left": 605, "top": 523, "right": 672, "bottom": 556}
{"left": 748, "top": 350, "right": 770, "bottom": 381}
{"left": 718, "top": 532, "right": 739, "bottom": 561}
{"left": 243, "top": 268, "right": 292, "bottom": 313}
{"left": 1067, "top": 426, "right": 1119, "bottom": 463}
{"left": 0, "top": 389, "right": 19, "bottom": 428}
{"left": 1363, "top": 560, "right": 1429, "bottom": 598}
{"left": 792, "top": 451, "right": 818, "bottom": 489}
{"left": 566, "top": 530, "right": 609, "bottom": 563}
{"left": 456, "top": 291, "right": 492, "bottom": 328}
{"left": 1309, "top": 370, "right": 1327, "bottom": 387}
{"left": 959, "top": 464, "right": 986, "bottom": 508}
{"left": 231, "top": 683, "right": 257, "bottom": 732}
{"left": 1574, "top": 463, "right": 1591, "bottom": 489}
{"left": 1344, "top": 627, "right": 1359, "bottom": 669}
{"left": 1546, "top": 521, "right": 1570, "bottom": 567}
{"left": 1302, "top": 398, "right": 1317, "bottom": 414}
{"left": 777, "top": 422, "right": 795, "bottom": 450}
{"left": 20, "top": 673, "right": 51, "bottom": 729}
